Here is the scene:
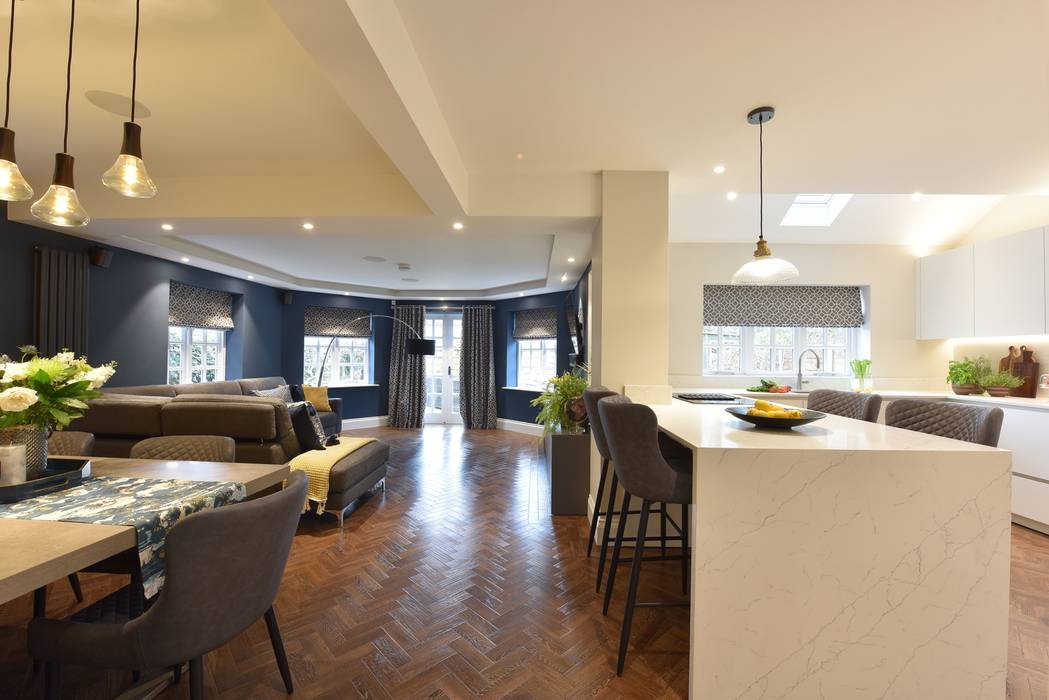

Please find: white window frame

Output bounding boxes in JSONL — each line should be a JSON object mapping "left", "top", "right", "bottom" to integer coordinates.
{"left": 702, "top": 325, "right": 858, "bottom": 377}
{"left": 516, "top": 338, "right": 557, "bottom": 390}
{"left": 303, "top": 336, "right": 371, "bottom": 387}
{"left": 168, "top": 326, "right": 226, "bottom": 385}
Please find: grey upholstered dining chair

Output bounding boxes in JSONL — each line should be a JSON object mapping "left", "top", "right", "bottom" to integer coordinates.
{"left": 129, "top": 435, "right": 236, "bottom": 462}
{"left": 597, "top": 395, "right": 691, "bottom": 676}
{"left": 47, "top": 431, "right": 96, "bottom": 457}
{"left": 806, "top": 389, "right": 883, "bottom": 423}
{"left": 885, "top": 399, "right": 1004, "bottom": 447}
{"left": 28, "top": 470, "right": 308, "bottom": 699}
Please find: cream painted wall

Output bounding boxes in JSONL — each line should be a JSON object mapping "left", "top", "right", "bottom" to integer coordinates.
{"left": 958, "top": 195, "right": 1049, "bottom": 245}
{"left": 669, "top": 242, "right": 952, "bottom": 390}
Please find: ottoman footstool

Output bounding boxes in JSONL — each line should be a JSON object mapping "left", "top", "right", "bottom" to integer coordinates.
{"left": 323, "top": 440, "right": 391, "bottom": 527}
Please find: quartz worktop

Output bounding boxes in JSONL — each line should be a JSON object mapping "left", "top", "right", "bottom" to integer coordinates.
{"left": 689, "top": 386, "right": 1049, "bottom": 412}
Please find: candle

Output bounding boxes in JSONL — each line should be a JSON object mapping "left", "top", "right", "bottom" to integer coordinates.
{"left": 0, "top": 444, "right": 27, "bottom": 485}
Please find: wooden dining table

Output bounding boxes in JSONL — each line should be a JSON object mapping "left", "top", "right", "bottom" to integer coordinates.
{"left": 0, "top": 456, "right": 289, "bottom": 606}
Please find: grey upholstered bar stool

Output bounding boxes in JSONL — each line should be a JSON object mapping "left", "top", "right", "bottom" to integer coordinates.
{"left": 583, "top": 387, "right": 686, "bottom": 594}
{"left": 886, "top": 399, "right": 1004, "bottom": 447}
{"left": 807, "top": 389, "right": 883, "bottom": 423}
{"left": 598, "top": 394, "right": 691, "bottom": 676}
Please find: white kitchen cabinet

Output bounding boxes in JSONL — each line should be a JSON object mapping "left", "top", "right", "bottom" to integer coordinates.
{"left": 917, "top": 245, "right": 974, "bottom": 339}
{"left": 973, "top": 227, "right": 1046, "bottom": 337}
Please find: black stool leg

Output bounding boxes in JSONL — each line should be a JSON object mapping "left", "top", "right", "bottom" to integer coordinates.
{"left": 189, "top": 656, "right": 204, "bottom": 700}
{"left": 587, "top": 457, "right": 609, "bottom": 557}
{"left": 595, "top": 471, "right": 620, "bottom": 592}
{"left": 33, "top": 586, "right": 46, "bottom": 674}
{"left": 67, "top": 573, "right": 83, "bottom": 603}
{"left": 618, "top": 499, "right": 651, "bottom": 675}
{"left": 172, "top": 663, "right": 183, "bottom": 683}
{"left": 265, "top": 606, "right": 294, "bottom": 693}
{"left": 602, "top": 491, "right": 632, "bottom": 615}
{"left": 659, "top": 504, "right": 667, "bottom": 557}
{"left": 44, "top": 661, "right": 61, "bottom": 700}
{"left": 682, "top": 504, "right": 690, "bottom": 595}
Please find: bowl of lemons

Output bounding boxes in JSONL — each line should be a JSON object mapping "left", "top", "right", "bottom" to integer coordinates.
{"left": 725, "top": 399, "right": 826, "bottom": 430}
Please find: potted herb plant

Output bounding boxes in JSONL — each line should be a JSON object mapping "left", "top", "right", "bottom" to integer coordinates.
{"left": 947, "top": 357, "right": 988, "bottom": 395}
{"left": 849, "top": 359, "right": 872, "bottom": 393}
{"left": 978, "top": 370, "right": 1025, "bottom": 397}
{"left": 530, "top": 365, "right": 590, "bottom": 515}
{"left": 0, "top": 346, "right": 116, "bottom": 475}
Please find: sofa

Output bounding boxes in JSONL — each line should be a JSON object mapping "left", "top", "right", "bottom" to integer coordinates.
{"left": 69, "top": 376, "right": 389, "bottom": 525}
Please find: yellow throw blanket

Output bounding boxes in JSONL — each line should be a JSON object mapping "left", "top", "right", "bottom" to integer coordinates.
{"left": 288, "top": 437, "right": 377, "bottom": 512}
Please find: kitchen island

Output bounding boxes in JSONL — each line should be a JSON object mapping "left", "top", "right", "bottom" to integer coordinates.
{"left": 647, "top": 398, "right": 1012, "bottom": 700}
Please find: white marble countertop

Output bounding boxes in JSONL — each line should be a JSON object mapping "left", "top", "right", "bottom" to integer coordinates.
{"left": 648, "top": 398, "right": 1001, "bottom": 452}
{"left": 686, "top": 387, "right": 1049, "bottom": 412}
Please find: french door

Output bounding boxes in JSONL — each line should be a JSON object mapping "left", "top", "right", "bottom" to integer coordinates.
{"left": 423, "top": 312, "right": 463, "bottom": 424}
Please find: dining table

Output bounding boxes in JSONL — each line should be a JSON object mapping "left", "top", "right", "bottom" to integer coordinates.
{"left": 0, "top": 456, "right": 290, "bottom": 606}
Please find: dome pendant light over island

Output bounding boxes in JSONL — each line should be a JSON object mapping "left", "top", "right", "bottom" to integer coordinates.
{"left": 731, "top": 106, "right": 798, "bottom": 285}
{"left": 0, "top": 0, "right": 32, "bottom": 201}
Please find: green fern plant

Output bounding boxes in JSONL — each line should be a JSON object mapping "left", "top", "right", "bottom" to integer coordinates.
{"left": 530, "top": 364, "right": 590, "bottom": 434}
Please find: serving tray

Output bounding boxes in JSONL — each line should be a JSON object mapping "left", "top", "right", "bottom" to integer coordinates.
{"left": 0, "top": 459, "right": 91, "bottom": 504}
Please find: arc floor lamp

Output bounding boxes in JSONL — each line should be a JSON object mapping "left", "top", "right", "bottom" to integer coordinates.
{"left": 315, "top": 314, "right": 435, "bottom": 387}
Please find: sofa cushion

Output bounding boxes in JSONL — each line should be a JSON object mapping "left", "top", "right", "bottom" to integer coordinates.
{"left": 302, "top": 386, "right": 332, "bottom": 412}
{"left": 288, "top": 402, "right": 327, "bottom": 451}
{"left": 328, "top": 441, "right": 390, "bottom": 493}
{"left": 162, "top": 399, "right": 278, "bottom": 440}
{"left": 237, "top": 377, "right": 288, "bottom": 395}
{"left": 72, "top": 395, "right": 170, "bottom": 437}
{"left": 251, "top": 385, "right": 293, "bottom": 403}
{"left": 101, "top": 384, "right": 176, "bottom": 397}
{"left": 317, "top": 411, "right": 341, "bottom": 437}
{"left": 171, "top": 380, "right": 244, "bottom": 396}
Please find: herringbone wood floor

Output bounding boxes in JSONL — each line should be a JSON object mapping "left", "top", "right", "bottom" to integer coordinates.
{"left": 0, "top": 426, "right": 1047, "bottom": 698}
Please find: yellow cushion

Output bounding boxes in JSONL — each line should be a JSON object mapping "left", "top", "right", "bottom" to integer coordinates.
{"left": 302, "top": 385, "right": 332, "bottom": 412}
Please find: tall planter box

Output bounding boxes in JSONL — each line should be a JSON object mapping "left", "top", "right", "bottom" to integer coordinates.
{"left": 544, "top": 430, "right": 590, "bottom": 515}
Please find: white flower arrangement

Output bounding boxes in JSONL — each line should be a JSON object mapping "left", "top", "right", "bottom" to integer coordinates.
{"left": 0, "top": 346, "right": 117, "bottom": 432}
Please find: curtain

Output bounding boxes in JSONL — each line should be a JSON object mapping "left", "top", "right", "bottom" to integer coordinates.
{"left": 459, "top": 306, "right": 497, "bottom": 429}
{"left": 703, "top": 285, "right": 864, "bottom": 327}
{"left": 33, "top": 247, "right": 90, "bottom": 356}
{"left": 304, "top": 306, "right": 372, "bottom": 337}
{"left": 168, "top": 282, "right": 235, "bottom": 330}
{"left": 513, "top": 307, "right": 558, "bottom": 338}
{"left": 388, "top": 305, "right": 426, "bottom": 428}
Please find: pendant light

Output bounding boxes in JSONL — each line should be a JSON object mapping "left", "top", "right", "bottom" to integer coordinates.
{"left": 31, "top": 0, "right": 89, "bottom": 227}
{"left": 731, "top": 106, "right": 798, "bottom": 285}
{"left": 0, "top": 0, "right": 31, "bottom": 201}
{"left": 102, "top": 0, "right": 156, "bottom": 198}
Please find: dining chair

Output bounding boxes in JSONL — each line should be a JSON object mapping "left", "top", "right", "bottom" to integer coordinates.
{"left": 47, "top": 431, "right": 95, "bottom": 457}
{"left": 885, "top": 399, "right": 1004, "bottom": 447}
{"left": 28, "top": 470, "right": 308, "bottom": 699}
{"left": 129, "top": 435, "right": 236, "bottom": 462}
{"left": 806, "top": 389, "right": 883, "bottom": 423}
{"left": 597, "top": 395, "right": 691, "bottom": 676}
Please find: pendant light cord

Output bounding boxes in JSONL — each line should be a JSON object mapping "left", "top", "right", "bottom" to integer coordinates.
{"left": 130, "top": 0, "right": 139, "bottom": 122}
{"left": 62, "top": 0, "right": 75, "bottom": 153}
{"left": 758, "top": 118, "right": 764, "bottom": 241}
{"left": 3, "top": 0, "right": 14, "bottom": 129}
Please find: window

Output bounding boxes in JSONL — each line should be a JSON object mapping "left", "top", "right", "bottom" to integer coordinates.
{"left": 303, "top": 336, "right": 370, "bottom": 387}
{"left": 517, "top": 338, "right": 557, "bottom": 390}
{"left": 168, "top": 327, "right": 225, "bottom": 384}
{"left": 780, "top": 193, "right": 853, "bottom": 227}
{"left": 702, "top": 326, "right": 856, "bottom": 376}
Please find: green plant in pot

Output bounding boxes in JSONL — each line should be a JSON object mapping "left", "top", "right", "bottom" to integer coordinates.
{"left": 977, "top": 370, "right": 1025, "bottom": 398}
{"left": 947, "top": 357, "right": 989, "bottom": 395}
{"left": 530, "top": 364, "right": 590, "bottom": 434}
{"left": 849, "top": 358, "right": 872, "bottom": 393}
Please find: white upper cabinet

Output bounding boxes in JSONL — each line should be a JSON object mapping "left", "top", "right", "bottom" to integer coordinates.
{"left": 973, "top": 227, "right": 1046, "bottom": 337}
{"left": 917, "top": 245, "right": 975, "bottom": 340}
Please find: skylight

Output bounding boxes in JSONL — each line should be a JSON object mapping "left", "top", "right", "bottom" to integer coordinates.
{"left": 780, "top": 193, "right": 853, "bottom": 227}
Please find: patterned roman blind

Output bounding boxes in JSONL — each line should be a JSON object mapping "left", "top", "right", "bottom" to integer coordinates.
{"left": 513, "top": 307, "right": 558, "bottom": 339}
{"left": 168, "top": 282, "right": 235, "bottom": 330}
{"left": 703, "top": 285, "right": 864, "bottom": 327}
{"left": 304, "top": 306, "right": 372, "bottom": 337}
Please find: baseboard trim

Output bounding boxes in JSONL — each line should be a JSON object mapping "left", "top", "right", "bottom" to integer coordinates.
{"left": 496, "top": 418, "right": 544, "bottom": 436}
{"left": 341, "top": 415, "right": 389, "bottom": 430}
{"left": 1013, "top": 513, "right": 1049, "bottom": 536}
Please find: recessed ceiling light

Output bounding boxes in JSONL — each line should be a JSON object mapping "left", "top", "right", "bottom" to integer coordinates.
{"left": 516, "top": 152, "right": 524, "bottom": 160}
{"left": 160, "top": 223, "right": 173, "bottom": 231}
{"left": 439, "top": 297, "right": 445, "bottom": 301}
{"left": 713, "top": 164, "right": 726, "bottom": 174}
{"left": 343, "top": 291, "right": 350, "bottom": 296}
{"left": 452, "top": 221, "right": 464, "bottom": 230}
{"left": 180, "top": 257, "right": 189, "bottom": 263}
{"left": 726, "top": 191, "right": 738, "bottom": 201}
{"left": 567, "top": 257, "right": 576, "bottom": 263}
{"left": 911, "top": 191, "right": 924, "bottom": 202}
{"left": 518, "top": 292, "right": 524, "bottom": 297}
{"left": 561, "top": 273, "right": 568, "bottom": 282}
{"left": 302, "top": 222, "right": 315, "bottom": 230}
{"left": 442, "top": 305, "right": 448, "bottom": 310}
{"left": 247, "top": 275, "right": 254, "bottom": 280}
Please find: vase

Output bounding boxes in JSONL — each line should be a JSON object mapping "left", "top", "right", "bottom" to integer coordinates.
{"left": 0, "top": 425, "right": 48, "bottom": 477}
{"left": 850, "top": 376, "right": 871, "bottom": 393}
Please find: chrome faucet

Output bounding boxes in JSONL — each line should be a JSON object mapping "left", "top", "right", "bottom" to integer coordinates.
{"left": 796, "top": 349, "right": 821, "bottom": 390}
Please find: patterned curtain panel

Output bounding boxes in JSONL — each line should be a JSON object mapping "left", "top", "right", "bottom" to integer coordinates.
{"left": 703, "top": 285, "right": 864, "bottom": 327}
{"left": 168, "top": 282, "right": 235, "bottom": 330}
{"left": 304, "top": 306, "right": 372, "bottom": 337}
{"left": 33, "top": 247, "right": 90, "bottom": 356}
{"left": 388, "top": 305, "right": 426, "bottom": 429}
{"left": 513, "top": 307, "right": 558, "bottom": 339}
{"left": 459, "top": 306, "right": 497, "bottom": 429}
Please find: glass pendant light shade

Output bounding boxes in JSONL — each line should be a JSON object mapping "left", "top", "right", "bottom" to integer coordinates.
{"left": 31, "top": 153, "right": 90, "bottom": 227}
{"left": 0, "top": 128, "right": 32, "bottom": 201}
{"left": 731, "top": 238, "right": 799, "bottom": 285}
{"left": 102, "top": 122, "right": 156, "bottom": 198}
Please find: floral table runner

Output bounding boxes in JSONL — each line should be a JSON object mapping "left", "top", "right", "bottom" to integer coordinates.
{"left": 0, "top": 475, "right": 246, "bottom": 598}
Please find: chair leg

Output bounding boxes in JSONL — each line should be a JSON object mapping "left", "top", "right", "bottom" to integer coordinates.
{"left": 172, "top": 663, "right": 182, "bottom": 683}
{"left": 67, "top": 573, "right": 84, "bottom": 603}
{"left": 44, "top": 661, "right": 61, "bottom": 700}
{"left": 595, "top": 471, "right": 620, "bottom": 593}
{"left": 33, "top": 586, "right": 46, "bottom": 674}
{"left": 682, "top": 504, "right": 690, "bottom": 595}
{"left": 659, "top": 503, "right": 667, "bottom": 557}
{"left": 265, "top": 606, "right": 294, "bottom": 693}
{"left": 602, "top": 490, "right": 632, "bottom": 615}
{"left": 189, "top": 656, "right": 204, "bottom": 700}
{"left": 587, "top": 457, "right": 610, "bottom": 557}
{"left": 618, "top": 499, "right": 651, "bottom": 676}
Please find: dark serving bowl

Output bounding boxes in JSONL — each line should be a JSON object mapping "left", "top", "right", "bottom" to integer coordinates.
{"left": 724, "top": 405, "right": 827, "bottom": 430}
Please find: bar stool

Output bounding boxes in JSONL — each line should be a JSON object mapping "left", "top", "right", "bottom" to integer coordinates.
{"left": 806, "top": 389, "right": 883, "bottom": 423}
{"left": 583, "top": 387, "right": 686, "bottom": 594}
{"left": 597, "top": 394, "right": 692, "bottom": 675}
{"left": 886, "top": 399, "right": 1004, "bottom": 447}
